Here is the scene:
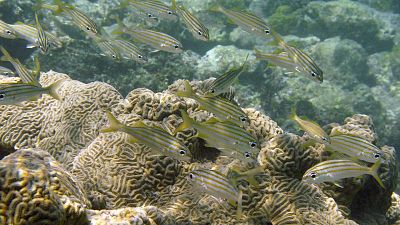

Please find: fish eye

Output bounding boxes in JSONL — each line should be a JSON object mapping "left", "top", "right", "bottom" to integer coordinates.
{"left": 86, "top": 26, "right": 91, "bottom": 31}
{"left": 112, "top": 54, "right": 117, "bottom": 59}
{"left": 322, "top": 137, "right": 328, "bottom": 141}
{"left": 179, "top": 150, "right": 186, "bottom": 155}
{"left": 138, "top": 55, "right": 143, "bottom": 59}
{"left": 244, "top": 152, "right": 251, "bottom": 158}
{"left": 189, "top": 173, "right": 194, "bottom": 179}
{"left": 167, "top": 11, "right": 173, "bottom": 15}
{"left": 210, "top": 89, "right": 215, "bottom": 93}
{"left": 240, "top": 116, "right": 247, "bottom": 122}
{"left": 4, "top": 72, "right": 9, "bottom": 75}
{"left": 0, "top": 92, "right": 5, "bottom": 100}
{"left": 249, "top": 142, "right": 257, "bottom": 148}
{"left": 6, "top": 30, "right": 12, "bottom": 35}
{"left": 309, "top": 172, "right": 317, "bottom": 179}
{"left": 374, "top": 153, "right": 381, "bottom": 158}
{"left": 311, "top": 72, "right": 317, "bottom": 77}
{"left": 174, "top": 44, "right": 180, "bottom": 49}
{"left": 198, "top": 31, "right": 202, "bottom": 36}
{"left": 265, "top": 29, "right": 270, "bottom": 34}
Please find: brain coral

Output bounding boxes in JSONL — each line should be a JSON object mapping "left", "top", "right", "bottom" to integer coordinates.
{"left": 0, "top": 148, "right": 90, "bottom": 225}
{"left": 0, "top": 72, "right": 398, "bottom": 225}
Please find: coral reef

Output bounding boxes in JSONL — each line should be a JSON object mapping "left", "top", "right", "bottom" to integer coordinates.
{"left": 0, "top": 72, "right": 398, "bottom": 224}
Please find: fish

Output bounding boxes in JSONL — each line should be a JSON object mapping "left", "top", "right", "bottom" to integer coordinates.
{"left": 41, "top": 0, "right": 98, "bottom": 36}
{"left": 202, "top": 55, "right": 248, "bottom": 97}
{"left": 171, "top": 0, "right": 209, "bottom": 41}
{"left": 0, "top": 46, "right": 39, "bottom": 85}
{"left": 215, "top": 6, "right": 271, "bottom": 38}
{"left": 0, "top": 66, "right": 15, "bottom": 76}
{"left": 175, "top": 110, "right": 259, "bottom": 162}
{"left": 94, "top": 38, "right": 122, "bottom": 61}
{"left": 290, "top": 107, "right": 330, "bottom": 144}
{"left": 101, "top": 111, "right": 192, "bottom": 162}
{"left": 115, "top": 23, "right": 183, "bottom": 53}
{"left": 9, "top": 24, "right": 63, "bottom": 49}
{"left": 0, "top": 20, "right": 18, "bottom": 39}
{"left": 227, "top": 166, "right": 264, "bottom": 187}
{"left": 188, "top": 169, "right": 242, "bottom": 215}
{"left": 0, "top": 79, "right": 64, "bottom": 105}
{"left": 302, "top": 159, "right": 384, "bottom": 189}
{"left": 111, "top": 39, "right": 148, "bottom": 63}
{"left": 254, "top": 49, "right": 300, "bottom": 74}
{"left": 176, "top": 80, "right": 249, "bottom": 126}
{"left": 270, "top": 30, "right": 323, "bottom": 83}
{"left": 35, "top": 13, "right": 50, "bottom": 54}
{"left": 326, "top": 133, "right": 385, "bottom": 164}
{"left": 122, "top": 0, "right": 177, "bottom": 21}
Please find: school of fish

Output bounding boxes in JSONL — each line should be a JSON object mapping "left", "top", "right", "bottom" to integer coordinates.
{"left": 0, "top": 0, "right": 387, "bottom": 218}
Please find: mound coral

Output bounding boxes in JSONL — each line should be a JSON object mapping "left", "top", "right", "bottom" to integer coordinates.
{"left": 0, "top": 72, "right": 398, "bottom": 224}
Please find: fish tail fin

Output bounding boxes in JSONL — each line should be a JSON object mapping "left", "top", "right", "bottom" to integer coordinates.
{"left": 0, "top": 46, "right": 13, "bottom": 62}
{"left": 171, "top": 0, "right": 177, "bottom": 10}
{"left": 236, "top": 189, "right": 243, "bottom": 220}
{"left": 175, "top": 110, "right": 194, "bottom": 133}
{"left": 101, "top": 111, "right": 123, "bottom": 133}
{"left": 38, "top": 0, "right": 62, "bottom": 14}
{"left": 370, "top": 159, "right": 385, "bottom": 189}
{"left": 176, "top": 80, "right": 194, "bottom": 98}
{"left": 289, "top": 106, "right": 297, "bottom": 121}
{"left": 47, "top": 78, "right": 65, "bottom": 101}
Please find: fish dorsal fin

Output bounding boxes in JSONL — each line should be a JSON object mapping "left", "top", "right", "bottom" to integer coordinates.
{"left": 329, "top": 129, "right": 345, "bottom": 137}
{"left": 132, "top": 120, "right": 147, "bottom": 128}
{"left": 203, "top": 117, "right": 220, "bottom": 124}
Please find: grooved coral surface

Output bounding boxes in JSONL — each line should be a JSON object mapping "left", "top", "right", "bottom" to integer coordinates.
{"left": 0, "top": 149, "right": 90, "bottom": 225}
{"left": 0, "top": 73, "right": 398, "bottom": 225}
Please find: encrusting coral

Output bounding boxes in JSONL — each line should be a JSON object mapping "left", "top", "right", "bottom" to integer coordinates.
{"left": 0, "top": 72, "right": 398, "bottom": 224}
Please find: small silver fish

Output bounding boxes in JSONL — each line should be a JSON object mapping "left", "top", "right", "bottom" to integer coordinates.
{"left": 326, "top": 133, "right": 384, "bottom": 164}
{"left": 0, "top": 20, "right": 18, "bottom": 39}
{"left": 270, "top": 30, "right": 323, "bottom": 83}
{"left": 35, "top": 13, "right": 50, "bottom": 54}
{"left": 290, "top": 108, "right": 330, "bottom": 144}
{"left": 111, "top": 39, "right": 148, "bottom": 63}
{"left": 41, "top": 1, "right": 98, "bottom": 36}
{"left": 176, "top": 80, "right": 248, "bottom": 126}
{"left": 119, "top": 25, "right": 183, "bottom": 53}
{"left": 216, "top": 6, "right": 271, "bottom": 38}
{"left": 101, "top": 111, "right": 192, "bottom": 162}
{"left": 94, "top": 38, "right": 122, "bottom": 60}
{"left": 124, "top": 0, "right": 177, "bottom": 21}
{"left": 0, "top": 46, "right": 39, "bottom": 85}
{"left": 0, "top": 66, "right": 15, "bottom": 76}
{"left": 203, "top": 55, "right": 248, "bottom": 97}
{"left": 10, "top": 24, "right": 62, "bottom": 49}
{"left": 175, "top": 110, "right": 259, "bottom": 163}
{"left": 0, "top": 79, "right": 63, "bottom": 105}
{"left": 188, "top": 169, "right": 241, "bottom": 208}
{"left": 172, "top": 0, "right": 209, "bottom": 41}
{"left": 303, "top": 159, "right": 384, "bottom": 188}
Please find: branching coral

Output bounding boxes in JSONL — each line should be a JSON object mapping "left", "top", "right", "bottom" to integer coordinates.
{"left": 0, "top": 72, "right": 398, "bottom": 225}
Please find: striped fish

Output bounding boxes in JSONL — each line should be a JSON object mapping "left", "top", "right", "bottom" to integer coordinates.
{"left": 203, "top": 55, "right": 248, "bottom": 97}
{"left": 111, "top": 39, "right": 148, "bottom": 63}
{"left": 303, "top": 159, "right": 384, "bottom": 188}
{"left": 41, "top": 1, "right": 98, "bottom": 36}
{"left": 326, "top": 134, "right": 384, "bottom": 164}
{"left": 0, "top": 20, "right": 18, "bottom": 39}
{"left": 176, "top": 81, "right": 248, "bottom": 126}
{"left": 0, "top": 66, "right": 15, "bottom": 76}
{"left": 227, "top": 166, "right": 264, "bottom": 187}
{"left": 101, "top": 111, "right": 192, "bottom": 162}
{"left": 216, "top": 6, "right": 271, "bottom": 38}
{"left": 188, "top": 169, "right": 241, "bottom": 208}
{"left": 0, "top": 80, "right": 63, "bottom": 105}
{"left": 271, "top": 30, "right": 323, "bottom": 83}
{"left": 122, "top": 27, "right": 183, "bottom": 53}
{"left": 94, "top": 38, "right": 122, "bottom": 60}
{"left": 35, "top": 13, "right": 50, "bottom": 54}
{"left": 0, "top": 46, "right": 39, "bottom": 85}
{"left": 124, "top": 0, "right": 177, "bottom": 21}
{"left": 175, "top": 110, "right": 259, "bottom": 162}
{"left": 255, "top": 49, "right": 300, "bottom": 73}
{"left": 172, "top": 0, "right": 209, "bottom": 41}
{"left": 10, "top": 24, "right": 62, "bottom": 49}
{"left": 290, "top": 107, "right": 329, "bottom": 144}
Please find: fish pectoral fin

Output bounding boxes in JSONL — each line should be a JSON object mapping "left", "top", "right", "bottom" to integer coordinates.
{"left": 331, "top": 181, "right": 344, "bottom": 188}
{"left": 26, "top": 44, "right": 37, "bottom": 49}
